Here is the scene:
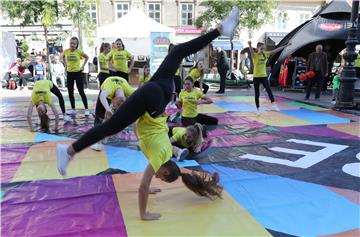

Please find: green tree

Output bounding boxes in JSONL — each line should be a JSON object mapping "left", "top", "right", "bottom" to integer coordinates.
{"left": 19, "top": 41, "right": 30, "bottom": 58}
{"left": 196, "top": 0, "right": 276, "bottom": 36}
{"left": 62, "top": 0, "right": 97, "bottom": 49}
{"left": 1, "top": 0, "right": 59, "bottom": 75}
{"left": 1, "top": 0, "right": 96, "bottom": 74}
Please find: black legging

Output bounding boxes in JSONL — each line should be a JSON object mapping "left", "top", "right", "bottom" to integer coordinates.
{"left": 94, "top": 94, "right": 111, "bottom": 126}
{"left": 305, "top": 71, "right": 323, "bottom": 99}
{"left": 181, "top": 113, "right": 218, "bottom": 126}
{"left": 253, "top": 77, "right": 275, "bottom": 108}
{"left": 67, "top": 71, "right": 88, "bottom": 109}
{"left": 218, "top": 65, "right": 229, "bottom": 92}
{"left": 193, "top": 80, "right": 209, "bottom": 94}
{"left": 50, "top": 84, "right": 66, "bottom": 114}
{"left": 18, "top": 75, "right": 28, "bottom": 87}
{"left": 72, "top": 29, "right": 221, "bottom": 152}
{"left": 174, "top": 75, "right": 182, "bottom": 95}
{"left": 111, "top": 70, "right": 128, "bottom": 81}
{"left": 98, "top": 72, "right": 110, "bottom": 87}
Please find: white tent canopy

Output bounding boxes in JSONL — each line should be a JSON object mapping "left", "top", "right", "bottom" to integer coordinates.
{"left": 97, "top": 11, "right": 175, "bottom": 57}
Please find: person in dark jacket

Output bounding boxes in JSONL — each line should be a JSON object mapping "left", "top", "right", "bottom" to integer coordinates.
{"left": 215, "top": 47, "right": 229, "bottom": 94}
{"left": 305, "top": 44, "right": 328, "bottom": 100}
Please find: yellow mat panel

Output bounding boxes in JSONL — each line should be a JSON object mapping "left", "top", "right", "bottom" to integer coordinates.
{"left": 12, "top": 141, "right": 109, "bottom": 182}
{"left": 327, "top": 123, "right": 360, "bottom": 137}
{"left": 0, "top": 126, "right": 36, "bottom": 144}
{"left": 238, "top": 111, "right": 312, "bottom": 127}
{"left": 197, "top": 104, "right": 227, "bottom": 113}
{"left": 112, "top": 172, "right": 271, "bottom": 237}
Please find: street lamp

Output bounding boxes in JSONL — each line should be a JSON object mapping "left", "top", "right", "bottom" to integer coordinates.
{"left": 335, "top": 0, "right": 359, "bottom": 109}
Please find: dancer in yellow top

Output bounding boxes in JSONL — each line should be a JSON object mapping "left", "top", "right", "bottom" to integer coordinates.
{"left": 248, "top": 40, "right": 289, "bottom": 115}
{"left": 185, "top": 60, "right": 209, "bottom": 94}
{"left": 98, "top": 42, "right": 111, "bottom": 86}
{"left": 27, "top": 80, "right": 60, "bottom": 132}
{"left": 91, "top": 76, "right": 135, "bottom": 151}
{"left": 138, "top": 65, "right": 151, "bottom": 88}
{"left": 63, "top": 37, "right": 90, "bottom": 116}
{"left": 57, "top": 7, "right": 240, "bottom": 221}
{"left": 108, "top": 38, "right": 134, "bottom": 81}
{"left": 177, "top": 77, "right": 218, "bottom": 126}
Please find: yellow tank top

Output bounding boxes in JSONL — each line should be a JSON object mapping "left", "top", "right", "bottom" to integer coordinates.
{"left": 64, "top": 49, "right": 84, "bottom": 72}
{"left": 101, "top": 76, "right": 135, "bottom": 99}
{"left": 31, "top": 80, "right": 53, "bottom": 105}
{"left": 179, "top": 89, "right": 204, "bottom": 118}
{"left": 136, "top": 112, "right": 172, "bottom": 172}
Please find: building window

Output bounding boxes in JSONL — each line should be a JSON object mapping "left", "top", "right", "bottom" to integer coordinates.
{"left": 88, "top": 3, "right": 97, "bottom": 24}
{"left": 275, "top": 12, "right": 287, "bottom": 30}
{"left": 180, "top": 3, "right": 194, "bottom": 26}
{"left": 298, "top": 12, "right": 311, "bottom": 25}
{"left": 148, "top": 3, "right": 161, "bottom": 23}
{"left": 115, "top": 2, "right": 129, "bottom": 19}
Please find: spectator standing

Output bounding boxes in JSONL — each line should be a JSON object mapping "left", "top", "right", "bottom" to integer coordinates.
{"left": 305, "top": 44, "right": 328, "bottom": 100}
{"left": 215, "top": 47, "right": 229, "bottom": 94}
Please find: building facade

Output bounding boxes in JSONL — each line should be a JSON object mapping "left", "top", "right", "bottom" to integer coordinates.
{"left": 93, "top": 0, "right": 207, "bottom": 43}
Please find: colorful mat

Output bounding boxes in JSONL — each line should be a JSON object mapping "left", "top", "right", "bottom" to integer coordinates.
{"left": 1, "top": 94, "right": 359, "bottom": 237}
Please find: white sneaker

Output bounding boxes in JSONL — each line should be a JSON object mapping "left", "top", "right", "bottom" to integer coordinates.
{"left": 90, "top": 143, "right": 103, "bottom": 151}
{"left": 256, "top": 109, "right": 261, "bottom": 116}
{"left": 66, "top": 109, "right": 76, "bottom": 115}
{"left": 272, "top": 103, "right": 280, "bottom": 112}
{"left": 63, "top": 114, "right": 72, "bottom": 122}
{"left": 56, "top": 144, "right": 73, "bottom": 176}
{"left": 177, "top": 148, "right": 189, "bottom": 162}
{"left": 84, "top": 109, "right": 91, "bottom": 116}
{"left": 220, "top": 7, "right": 240, "bottom": 38}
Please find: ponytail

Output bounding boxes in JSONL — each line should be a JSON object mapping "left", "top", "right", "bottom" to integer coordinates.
{"left": 181, "top": 171, "right": 223, "bottom": 200}
{"left": 161, "top": 160, "right": 223, "bottom": 200}
{"left": 39, "top": 113, "right": 50, "bottom": 133}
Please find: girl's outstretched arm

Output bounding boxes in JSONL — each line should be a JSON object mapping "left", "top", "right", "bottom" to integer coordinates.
{"left": 49, "top": 103, "right": 59, "bottom": 131}
{"left": 138, "top": 164, "right": 161, "bottom": 221}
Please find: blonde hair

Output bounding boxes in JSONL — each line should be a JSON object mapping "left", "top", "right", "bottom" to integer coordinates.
{"left": 185, "top": 123, "right": 204, "bottom": 146}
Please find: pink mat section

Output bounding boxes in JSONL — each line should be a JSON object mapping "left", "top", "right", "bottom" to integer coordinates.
{"left": 214, "top": 112, "right": 265, "bottom": 127}
{"left": 0, "top": 144, "right": 30, "bottom": 183}
{"left": 1, "top": 175, "right": 127, "bottom": 237}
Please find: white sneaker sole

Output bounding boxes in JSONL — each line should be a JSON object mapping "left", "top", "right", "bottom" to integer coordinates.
{"left": 56, "top": 144, "right": 70, "bottom": 176}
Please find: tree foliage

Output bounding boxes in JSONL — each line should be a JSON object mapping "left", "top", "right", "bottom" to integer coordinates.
{"left": 0, "top": 0, "right": 96, "bottom": 48}
{"left": 196, "top": 0, "right": 276, "bottom": 35}
{"left": 62, "top": 0, "right": 97, "bottom": 47}
{"left": 0, "top": 0, "right": 59, "bottom": 26}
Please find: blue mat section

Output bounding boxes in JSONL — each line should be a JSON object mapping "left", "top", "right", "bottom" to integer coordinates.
{"left": 280, "top": 109, "right": 350, "bottom": 125}
{"left": 105, "top": 145, "right": 199, "bottom": 172}
{"left": 202, "top": 164, "right": 360, "bottom": 237}
{"left": 213, "top": 101, "right": 255, "bottom": 112}
{"left": 34, "top": 133, "right": 74, "bottom": 142}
